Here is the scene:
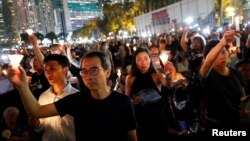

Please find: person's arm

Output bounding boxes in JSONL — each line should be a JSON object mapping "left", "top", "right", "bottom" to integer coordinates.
{"left": 20, "top": 42, "right": 29, "bottom": 56}
{"left": 8, "top": 65, "right": 58, "bottom": 118}
{"left": 127, "top": 129, "right": 137, "bottom": 141}
{"left": 59, "top": 44, "right": 67, "bottom": 56}
{"left": 180, "top": 28, "right": 189, "bottom": 53}
{"left": 28, "top": 35, "right": 44, "bottom": 66}
{"left": 200, "top": 31, "right": 236, "bottom": 78}
{"left": 125, "top": 75, "right": 134, "bottom": 97}
{"left": 246, "top": 34, "right": 250, "bottom": 48}
{"left": 66, "top": 43, "right": 80, "bottom": 68}
{"left": 157, "top": 73, "right": 171, "bottom": 88}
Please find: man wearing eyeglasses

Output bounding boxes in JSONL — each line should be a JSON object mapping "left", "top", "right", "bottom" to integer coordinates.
{"left": 7, "top": 51, "right": 138, "bottom": 141}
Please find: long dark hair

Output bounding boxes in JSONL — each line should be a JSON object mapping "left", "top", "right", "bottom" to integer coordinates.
{"left": 129, "top": 47, "right": 155, "bottom": 76}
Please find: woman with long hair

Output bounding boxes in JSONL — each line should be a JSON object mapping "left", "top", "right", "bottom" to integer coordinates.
{"left": 125, "top": 47, "right": 172, "bottom": 141}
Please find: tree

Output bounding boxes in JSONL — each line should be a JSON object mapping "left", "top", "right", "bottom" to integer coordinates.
{"left": 215, "top": 0, "right": 249, "bottom": 25}
{"left": 20, "top": 33, "right": 29, "bottom": 43}
{"left": 72, "top": 0, "right": 181, "bottom": 39}
{"left": 58, "top": 32, "right": 68, "bottom": 40}
{"left": 34, "top": 32, "right": 44, "bottom": 42}
{"left": 2, "top": 0, "right": 19, "bottom": 44}
{"left": 45, "top": 32, "right": 58, "bottom": 44}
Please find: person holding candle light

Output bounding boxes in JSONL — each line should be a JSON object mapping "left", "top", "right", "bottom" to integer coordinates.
{"left": 199, "top": 30, "right": 246, "bottom": 133}
{"left": 125, "top": 47, "right": 174, "bottom": 141}
{"left": 7, "top": 51, "right": 138, "bottom": 141}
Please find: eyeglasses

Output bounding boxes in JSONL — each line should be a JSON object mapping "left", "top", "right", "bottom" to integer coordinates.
{"left": 80, "top": 67, "right": 102, "bottom": 76}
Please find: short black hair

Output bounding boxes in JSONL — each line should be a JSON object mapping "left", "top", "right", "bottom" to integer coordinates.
{"left": 203, "top": 40, "right": 220, "bottom": 58}
{"left": 49, "top": 44, "right": 60, "bottom": 48}
{"left": 80, "top": 51, "right": 111, "bottom": 70}
{"left": 43, "top": 54, "right": 70, "bottom": 68}
{"left": 235, "top": 59, "right": 250, "bottom": 69}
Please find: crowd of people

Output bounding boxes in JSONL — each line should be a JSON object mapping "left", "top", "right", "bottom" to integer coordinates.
{"left": 0, "top": 23, "right": 250, "bottom": 140}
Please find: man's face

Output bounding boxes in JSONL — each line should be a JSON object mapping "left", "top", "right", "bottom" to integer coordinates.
{"left": 33, "top": 58, "right": 43, "bottom": 72}
{"left": 44, "top": 61, "right": 68, "bottom": 85}
{"left": 213, "top": 48, "right": 228, "bottom": 68}
{"left": 80, "top": 57, "right": 110, "bottom": 91}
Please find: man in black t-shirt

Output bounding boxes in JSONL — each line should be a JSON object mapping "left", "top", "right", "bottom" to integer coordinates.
{"left": 29, "top": 57, "right": 50, "bottom": 100}
{"left": 8, "top": 51, "right": 138, "bottom": 141}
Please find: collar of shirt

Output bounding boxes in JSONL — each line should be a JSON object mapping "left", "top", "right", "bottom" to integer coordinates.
{"left": 48, "top": 83, "right": 79, "bottom": 101}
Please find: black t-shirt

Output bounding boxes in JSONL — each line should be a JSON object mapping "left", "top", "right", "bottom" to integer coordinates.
{"left": 30, "top": 72, "right": 50, "bottom": 100}
{"left": 199, "top": 68, "right": 242, "bottom": 123}
{"left": 54, "top": 91, "right": 137, "bottom": 141}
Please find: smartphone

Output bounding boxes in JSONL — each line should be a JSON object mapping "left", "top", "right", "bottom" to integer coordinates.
{"left": 234, "top": 36, "right": 240, "bottom": 47}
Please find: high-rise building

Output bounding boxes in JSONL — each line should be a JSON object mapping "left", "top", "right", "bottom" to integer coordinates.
{"left": 68, "top": 0, "right": 102, "bottom": 31}
{"left": 0, "top": 1, "right": 5, "bottom": 41}
{"left": 15, "top": 0, "right": 30, "bottom": 33}
{"left": 31, "top": 0, "right": 56, "bottom": 34}
{"left": 52, "top": 0, "right": 102, "bottom": 34}
{"left": 1, "top": 0, "right": 19, "bottom": 43}
{"left": 0, "top": 0, "right": 103, "bottom": 44}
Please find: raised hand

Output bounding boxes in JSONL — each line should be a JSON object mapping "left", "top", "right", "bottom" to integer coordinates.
{"left": 28, "top": 34, "right": 39, "bottom": 47}
{"left": 7, "top": 65, "right": 28, "bottom": 89}
{"left": 164, "top": 61, "right": 176, "bottom": 76}
{"left": 222, "top": 30, "right": 240, "bottom": 45}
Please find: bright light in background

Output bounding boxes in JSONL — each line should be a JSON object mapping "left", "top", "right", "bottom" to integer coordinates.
{"left": 235, "top": 16, "right": 240, "bottom": 30}
{"left": 141, "top": 32, "right": 147, "bottom": 38}
{"left": 83, "top": 37, "right": 88, "bottom": 43}
{"left": 117, "top": 69, "right": 121, "bottom": 79}
{"left": 217, "top": 27, "right": 223, "bottom": 32}
{"left": 225, "top": 6, "right": 235, "bottom": 24}
{"left": 225, "top": 6, "right": 235, "bottom": 17}
{"left": 59, "top": 40, "right": 64, "bottom": 46}
{"left": 8, "top": 54, "right": 24, "bottom": 68}
{"left": 185, "top": 17, "right": 194, "bottom": 25}
{"left": 147, "top": 32, "right": 151, "bottom": 37}
{"left": 0, "top": 54, "right": 9, "bottom": 65}
{"left": 203, "top": 26, "right": 210, "bottom": 35}
{"left": 109, "top": 32, "right": 113, "bottom": 36}
{"left": 118, "top": 30, "right": 123, "bottom": 36}
{"left": 123, "top": 31, "right": 129, "bottom": 38}
{"left": 42, "top": 38, "right": 51, "bottom": 46}
{"left": 67, "top": 32, "right": 73, "bottom": 41}
{"left": 1, "top": 54, "right": 8, "bottom": 61}
{"left": 26, "top": 29, "right": 34, "bottom": 35}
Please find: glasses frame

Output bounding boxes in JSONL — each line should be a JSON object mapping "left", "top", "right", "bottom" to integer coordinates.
{"left": 79, "top": 67, "right": 103, "bottom": 77}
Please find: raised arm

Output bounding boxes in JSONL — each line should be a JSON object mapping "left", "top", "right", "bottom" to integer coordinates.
{"left": 125, "top": 75, "right": 135, "bottom": 97}
{"left": 66, "top": 42, "right": 80, "bottom": 68}
{"left": 20, "top": 42, "right": 29, "bottom": 56}
{"left": 8, "top": 65, "right": 58, "bottom": 118}
{"left": 180, "top": 28, "right": 189, "bottom": 53}
{"left": 29, "top": 35, "right": 44, "bottom": 66}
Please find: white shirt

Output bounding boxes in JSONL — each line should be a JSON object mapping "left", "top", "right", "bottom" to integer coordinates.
{"left": 35, "top": 83, "right": 79, "bottom": 141}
